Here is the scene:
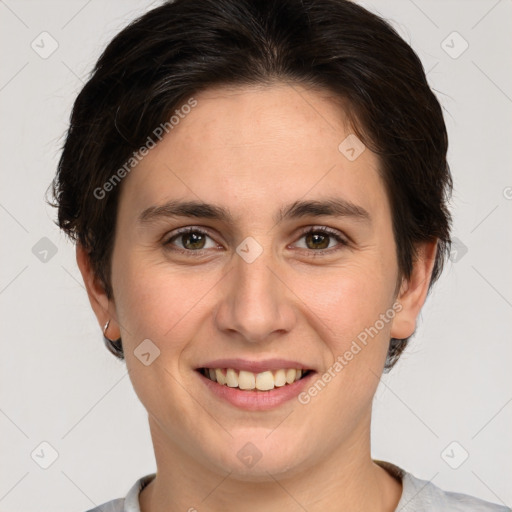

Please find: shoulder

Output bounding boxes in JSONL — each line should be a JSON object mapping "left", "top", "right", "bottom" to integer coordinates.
{"left": 82, "top": 473, "right": 156, "bottom": 512}
{"left": 402, "top": 472, "right": 510, "bottom": 511}
{"left": 377, "top": 461, "right": 510, "bottom": 512}
{"left": 84, "top": 498, "right": 125, "bottom": 512}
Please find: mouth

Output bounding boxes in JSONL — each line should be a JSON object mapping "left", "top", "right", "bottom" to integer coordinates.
{"left": 195, "top": 367, "right": 314, "bottom": 392}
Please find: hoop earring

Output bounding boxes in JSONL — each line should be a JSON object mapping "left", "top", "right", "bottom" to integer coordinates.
{"left": 103, "top": 319, "right": 124, "bottom": 358}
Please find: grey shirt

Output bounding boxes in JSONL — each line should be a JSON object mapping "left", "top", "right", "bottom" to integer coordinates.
{"left": 85, "top": 461, "right": 510, "bottom": 512}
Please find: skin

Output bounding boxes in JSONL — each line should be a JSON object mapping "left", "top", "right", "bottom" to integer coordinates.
{"left": 77, "top": 82, "right": 437, "bottom": 512}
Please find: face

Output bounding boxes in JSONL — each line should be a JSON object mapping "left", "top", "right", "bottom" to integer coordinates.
{"left": 81, "top": 82, "right": 431, "bottom": 481}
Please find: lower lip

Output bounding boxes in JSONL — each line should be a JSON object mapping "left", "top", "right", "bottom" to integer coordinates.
{"left": 196, "top": 369, "right": 316, "bottom": 411}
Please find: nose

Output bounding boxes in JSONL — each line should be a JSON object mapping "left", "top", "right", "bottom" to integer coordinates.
{"left": 214, "top": 246, "right": 296, "bottom": 343}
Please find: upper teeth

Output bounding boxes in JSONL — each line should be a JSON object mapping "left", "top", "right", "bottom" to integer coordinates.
{"left": 205, "top": 368, "right": 304, "bottom": 390}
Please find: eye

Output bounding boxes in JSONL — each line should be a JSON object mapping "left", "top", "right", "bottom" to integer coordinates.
{"left": 162, "top": 225, "right": 348, "bottom": 256}
{"left": 163, "top": 227, "right": 218, "bottom": 252}
{"left": 293, "top": 226, "right": 348, "bottom": 254}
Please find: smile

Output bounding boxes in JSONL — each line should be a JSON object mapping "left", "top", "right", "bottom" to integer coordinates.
{"left": 195, "top": 367, "right": 317, "bottom": 411}
{"left": 198, "top": 367, "right": 313, "bottom": 391}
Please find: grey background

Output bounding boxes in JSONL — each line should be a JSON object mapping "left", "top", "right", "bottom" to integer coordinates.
{"left": 0, "top": 0, "right": 511, "bottom": 510}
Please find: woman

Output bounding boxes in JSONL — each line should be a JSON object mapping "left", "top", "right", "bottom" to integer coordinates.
{"left": 50, "top": 0, "right": 508, "bottom": 510}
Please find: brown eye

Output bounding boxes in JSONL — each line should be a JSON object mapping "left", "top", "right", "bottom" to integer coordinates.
{"left": 295, "top": 227, "right": 348, "bottom": 254}
{"left": 164, "top": 228, "right": 216, "bottom": 251}
{"left": 180, "top": 231, "right": 206, "bottom": 250}
{"left": 304, "top": 231, "right": 330, "bottom": 250}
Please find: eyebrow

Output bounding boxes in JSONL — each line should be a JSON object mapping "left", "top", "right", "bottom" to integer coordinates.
{"left": 138, "top": 197, "right": 371, "bottom": 226}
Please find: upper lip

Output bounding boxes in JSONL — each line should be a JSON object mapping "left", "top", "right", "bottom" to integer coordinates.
{"left": 196, "top": 358, "right": 316, "bottom": 374}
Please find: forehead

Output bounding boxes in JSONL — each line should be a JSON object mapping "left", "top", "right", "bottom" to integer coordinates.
{"left": 172, "top": 82, "right": 355, "bottom": 155}
{"left": 118, "top": 82, "right": 389, "bottom": 226}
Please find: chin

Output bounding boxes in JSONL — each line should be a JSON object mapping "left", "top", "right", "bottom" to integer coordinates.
{"left": 204, "top": 435, "right": 312, "bottom": 482}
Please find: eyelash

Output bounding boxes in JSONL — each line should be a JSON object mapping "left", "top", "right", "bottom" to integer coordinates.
{"left": 162, "top": 226, "right": 349, "bottom": 257}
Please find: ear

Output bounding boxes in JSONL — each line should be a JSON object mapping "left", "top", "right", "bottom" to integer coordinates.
{"left": 76, "top": 243, "right": 120, "bottom": 339}
{"left": 390, "top": 240, "right": 438, "bottom": 340}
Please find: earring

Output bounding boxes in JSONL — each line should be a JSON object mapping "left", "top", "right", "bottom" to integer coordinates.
{"left": 103, "top": 319, "right": 124, "bottom": 358}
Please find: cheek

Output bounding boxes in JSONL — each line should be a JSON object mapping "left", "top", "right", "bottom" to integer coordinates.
{"left": 295, "top": 267, "right": 395, "bottom": 421}
{"left": 111, "top": 253, "right": 213, "bottom": 421}
{"left": 290, "top": 258, "right": 397, "bottom": 412}
{"left": 111, "top": 249, "right": 213, "bottom": 350}
{"left": 293, "top": 258, "right": 396, "bottom": 343}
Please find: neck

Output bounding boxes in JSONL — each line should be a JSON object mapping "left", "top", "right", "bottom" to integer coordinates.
{"left": 139, "top": 413, "right": 402, "bottom": 512}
